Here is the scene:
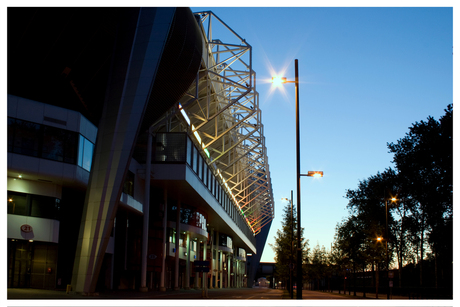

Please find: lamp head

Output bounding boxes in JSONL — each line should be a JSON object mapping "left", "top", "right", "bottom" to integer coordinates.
{"left": 307, "top": 171, "right": 324, "bottom": 177}
{"left": 271, "top": 76, "right": 287, "bottom": 87}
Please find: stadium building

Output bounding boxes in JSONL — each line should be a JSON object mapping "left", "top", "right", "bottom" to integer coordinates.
{"left": 7, "top": 7, "right": 274, "bottom": 294}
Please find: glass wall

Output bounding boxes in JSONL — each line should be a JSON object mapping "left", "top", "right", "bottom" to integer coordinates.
{"left": 8, "top": 117, "right": 95, "bottom": 172}
{"left": 154, "top": 133, "right": 255, "bottom": 242}
{"left": 168, "top": 204, "right": 207, "bottom": 232}
{"left": 78, "top": 135, "right": 94, "bottom": 171}
{"left": 8, "top": 191, "right": 60, "bottom": 220}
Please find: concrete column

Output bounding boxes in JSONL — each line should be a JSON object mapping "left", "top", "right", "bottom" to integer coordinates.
{"left": 215, "top": 231, "right": 219, "bottom": 288}
{"left": 194, "top": 240, "right": 200, "bottom": 289}
{"left": 185, "top": 232, "right": 190, "bottom": 289}
{"left": 160, "top": 190, "right": 168, "bottom": 291}
{"left": 219, "top": 251, "right": 223, "bottom": 289}
{"left": 227, "top": 254, "right": 231, "bottom": 288}
{"left": 209, "top": 229, "right": 214, "bottom": 289}
{"left": 140, "top": 128, "right": 152, "bottom": 292}
{"left": 70, "top": 8, "right": 177, "bottom": 295}
{"left": 203, "top": 240, "right": 207, "bottom": 290}
{"left": 174, "top": 201, "right": 181, "bottom": 290}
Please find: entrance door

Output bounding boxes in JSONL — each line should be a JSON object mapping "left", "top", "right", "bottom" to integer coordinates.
{"left": 8, "top": 240, "right": 32, "bottom": 288}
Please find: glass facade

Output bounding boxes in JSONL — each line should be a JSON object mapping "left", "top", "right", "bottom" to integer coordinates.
{"left": 8, "top": 117, "right": 95, "bottom": 172}
{"left": 8, "top": 191, "right": 60, "bottom": 220}
{"left": 154, "top": 133, "right": 254, "bottom": 241}
{"left": 169, "top": 204, "right": 207, "bottom": 232}
{"left": 78, "top": 135, "right": 94, "bottom": 171}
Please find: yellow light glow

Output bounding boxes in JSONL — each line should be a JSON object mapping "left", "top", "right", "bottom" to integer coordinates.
{"left": 377, "top": 237, "right": 383, "bottom": 241}
{"left": 8, "top": 198, "right": 13, "bottom": 202}
{"left": 271, "top": 76, "right": 286, "bottom": 87}
{"left": 391, "top": 197, "right": 397, "bottom": 202}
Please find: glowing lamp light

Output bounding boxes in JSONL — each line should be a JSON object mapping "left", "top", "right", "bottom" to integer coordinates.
{"left": 305, "top": 171, "right": 324, "bottom": 177}
{"left": 271, "top": 76, "right": 287, "bottom": 87}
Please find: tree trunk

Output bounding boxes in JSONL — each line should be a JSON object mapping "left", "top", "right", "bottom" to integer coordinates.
{"left": 376, "top": 262, "right": 379, "bottom": 299}
{"left": 420, "top": 227, "right": 424, "bottom": 287}
{"left": 434, "top": 247, "right": 438, "bottom": 289}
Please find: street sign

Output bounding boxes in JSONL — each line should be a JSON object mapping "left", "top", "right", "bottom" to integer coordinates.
{"left": 194, "top": 260, "right": 210, "bottom": 272}
{"left": 194, "top": 261, "right": 209, "bottom": 266}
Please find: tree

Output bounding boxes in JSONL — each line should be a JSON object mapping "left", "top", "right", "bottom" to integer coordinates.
{"left": 269, "top": 201, "right": 309, "bottom": 292}
{"left": 388, "top": 104, "right": 453, "bottom": 288}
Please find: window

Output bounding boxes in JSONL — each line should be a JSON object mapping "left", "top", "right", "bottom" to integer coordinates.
{"left": 8, "top": 117, "right": 79, "bottom": 165}
{"left": 8, "top": 191, "right": 60, "bottom": 219}
{"left": 42, "top": 125, "right": 77, "bottom": 163}
{"left": 7, "top": 192, "right": 28, "bottom": 215}
{"left": 192, "top": 146, "right": 198, "bottom": 173}
{"left": 123, "top": 171, "right": 135, "bottom": 197}
{"left": 30, "top": 195, "right": 60, "bottom": 219}
{"left": 203, "top": 162, "right": 207, "bottom": 186}
{"left": 186, "top": 137, "right": 192, "bottom": 165}
{"left": 78, "top": 135, "right": 94, "bottom": 171}
{"left": 8, "top": 118, "right": 41, "bottom": 157}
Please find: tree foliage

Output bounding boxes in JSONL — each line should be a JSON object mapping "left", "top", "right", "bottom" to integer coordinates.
{"left": 333, "top": 104, "right": 452, "bottom": 291}
{"left": 269, "top": 201, "right": 309, "bottom": 289}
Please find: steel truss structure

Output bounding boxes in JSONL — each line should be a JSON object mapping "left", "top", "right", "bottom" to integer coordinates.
{"left": 151, "top": 11, "right": 274, "bottom": 235}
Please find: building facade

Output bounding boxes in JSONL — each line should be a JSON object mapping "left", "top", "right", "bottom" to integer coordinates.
{"left": 7, "top": 7, "right": 274, "bottom": 294}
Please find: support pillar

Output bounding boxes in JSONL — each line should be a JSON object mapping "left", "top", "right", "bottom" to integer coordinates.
{"left": 209, "top": 228, "right": 214, "bottom": 289}
{"left": 219, "top": 250, "right": 223, "bottom": 289}
{"left": 194, "top": 240, "right": 200, "bottom": 289}
{"left": 160, "top": 190, "right": 168, "bottom": 291}
{"left": 140, "top": 128, "right": 152, "bottom": 292}
{"left": 185, "top": 232, "right": 190, "bottom": 289}
{"left": 227, "top": 254, "right": 231, "bottom": 288}
{"left": 174, "top": 200, "right": 181, "bottom": 290}
{"left": 203, "top": 239, "right": 207, "bottom": 291}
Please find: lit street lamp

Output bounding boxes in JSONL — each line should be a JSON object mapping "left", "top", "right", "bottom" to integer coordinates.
{"left": 272, "top": 59, "right": 323, "bottom": 299}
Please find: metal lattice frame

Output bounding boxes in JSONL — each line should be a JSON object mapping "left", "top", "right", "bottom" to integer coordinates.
{"left": 152, "top": 11, "right": 274, "bottom": 235}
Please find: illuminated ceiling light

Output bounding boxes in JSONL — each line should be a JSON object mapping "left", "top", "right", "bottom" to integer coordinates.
{"left": 192, "top": 125, "right": 202, "bottom": 144}
{"left": 179, "top": 103, "right": 191, "bottom": 125}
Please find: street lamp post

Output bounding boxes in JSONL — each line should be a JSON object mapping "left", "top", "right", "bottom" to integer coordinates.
{"left": 272, "top": 59, "right": 323, "bottom": 299}
{"left": 384, "top": 196, "right": 397, "bottom": 300}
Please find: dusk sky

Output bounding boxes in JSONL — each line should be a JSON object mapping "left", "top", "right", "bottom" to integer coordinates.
{"left": 191, "top": 5, "right": 454, "bottom": 263}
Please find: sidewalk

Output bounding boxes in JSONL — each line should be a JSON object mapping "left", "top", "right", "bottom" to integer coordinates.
{"left": 7, "top": 288, "right": 209, "bottom": 300}
{"left": 7, "top": 287, "right": 411, "bottom": 300}
{"left": 324, "top": 289, "right": 409, "bottom": 299}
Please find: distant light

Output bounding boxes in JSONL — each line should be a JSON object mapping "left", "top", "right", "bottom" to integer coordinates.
{"left": 8, "top": 198, "right": 13, "bottom": 202}
{"left": 391, "top": 197, "right": 397, "bottom": 202}
{"left": 18, "top": 175, "right": 22, "bottom": 178}
{"left": 377, "top": 237, "right": 383, "bottom": 241}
